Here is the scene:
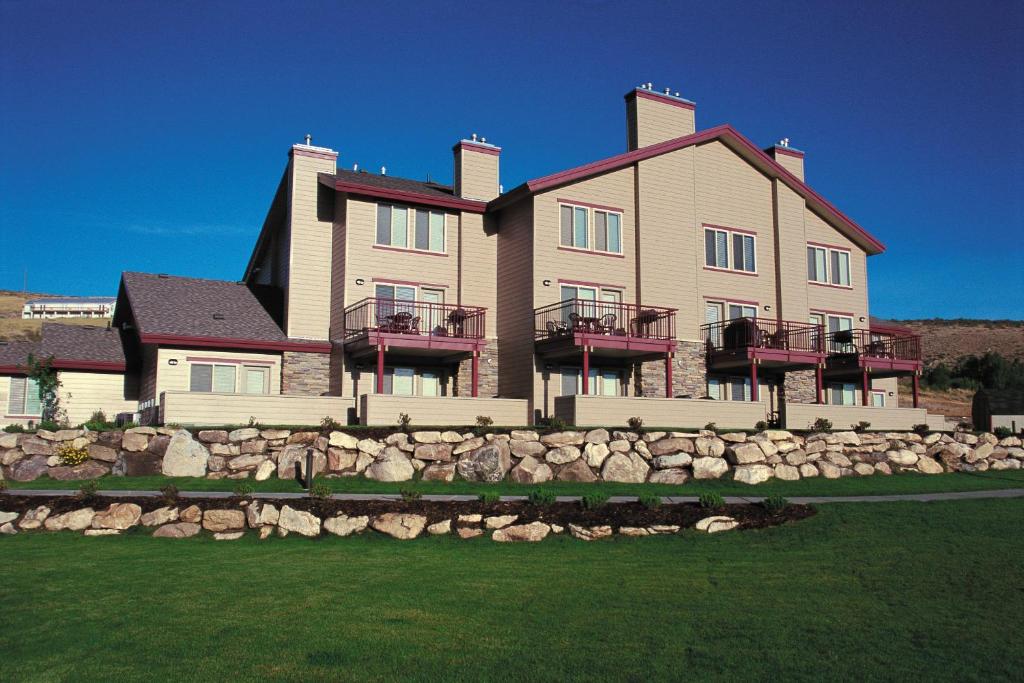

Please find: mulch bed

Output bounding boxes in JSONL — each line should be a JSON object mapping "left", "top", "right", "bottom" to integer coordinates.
{"left": 0, "top": 494, "right": 815, "bottom": 530}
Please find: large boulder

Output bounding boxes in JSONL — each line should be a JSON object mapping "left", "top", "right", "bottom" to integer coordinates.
{"left": 87, "top": 444, "right": 118, "bottom": 462}
{"left": 18, "top": 505, "right": 51, "bottom": 529}
{"left": 277, "top": 444, "right": 327, "bottom": 480}
{"left": 162, "top": 430, "right": 210, "bottom": 477}
{"left": 116, "top": 450, "right": 163, "bottom": 476}
{"left": 654, "top": 453, "right": 692, "bottom": 469}
{"left": 141, "top": 506, "right": 179, "bottom": 526}
{"left": 509, "top": 455, "right": 552, "bottom": 484}
{"left": 278, "top": 505, "right": 321, "bottom": 537}
{"left": 492, "top": 522, "right": 550, "bottom": 542}
{"left": 727, "top": 443, "right": 765, "bottom": 465}
{"left": 202, "top": 509, "right": 245, "bottom": 532}
{"left": 584, "top": 443, "right": 610, "bottom": 468}
{"left": 916, "top": 457, "right": 944, "bottom": 474}
{"left": 44, "top": 508, "right": 95, "bottom": 531}
{"left": 323, "top": 514, "right": 369, "bottom": 537}
{"left": 540, "top": 431, "right": 584, "bottom": 447}
{"left": 366, "top": 448, "right": 415, "bottom": 482}
{"left": 121, "top": 431, "right": 149, "bottom": 452}
{"left": 152, "top": 522, "right": 201, "bottom": 538}
{"left": 556, "top": 458, "right": 598, "bottom": 482}
{"left": 49, "top": 461, "right": 109, "bottom": 480}
{"left": 601, "top": 452, "right": 649, "bottom": 483}
{"left": 8, "top": 455, "right": 49, "bottom": 481}
{"left": 413, "top": 443, "right": 453, "bottom": 462}
{"left": 691, "top": 457, "right": 729, "bottom": 480}
{"left": 371, "top": 513, "right": 426, "bottom": 540}
{"left": 92, "top": 503, "right": 142, "bottom": 530}
{"left": 648, "top": 437, "right": 695, "bottom": 456}
{"left": 545, "top": 446, "right": 581, "bottom": 465}
{"left": 421, "top": 462, "right": 457, "bottom": 482}
{"left": 695, "top": 516, "right": 738, "bottom": 533}
{"left": 456, "top": 443, "right": 510, "bottom": 482}
{"left": 733, "top": 464, "right": 774, "bottom": 485}
{"left": 774, "top": 464, "right": 800, "bottom": 481}
{"left": 649, "top": 468, "right": 689, "bottom": 485}
{"left": 21, "top": 437, "right": 53, "bottom": 456}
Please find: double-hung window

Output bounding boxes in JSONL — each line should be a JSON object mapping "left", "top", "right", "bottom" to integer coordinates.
{"left": 560, "top": 205, "right": 589, "bottom": 249}
{"left": 705, "top": 226, "right": 755, "bottom": 273}
{"left": 594, "top": 210, "right": 622, "bottom": 253}
{"left": 377, "top": 203, "right": 446, "bottom": 253}
{"left": 190, "top": 363, "right": 237, "bottom": 393}
{"left": 560, "top": 366, "right": 621, "bottom": 396}
{"left": 807, "top": 244, "right": 851, "bottom": 286}
{"left": 707, "top": 377, "right": 753, "bottom": 402}
{"left": 414, "top": 209, "right": 445, "bottom": 252}
{"left": 828, "top": 382, "right": 857, "bottom": 406}
{"left": 7, "top": 377, "right": 41, "bottom": 416}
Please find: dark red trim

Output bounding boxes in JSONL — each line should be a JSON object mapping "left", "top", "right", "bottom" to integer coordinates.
{"left": 0, "top": 365, "right": 27, "bottom": 375}
{"left": 572, "top": 333, "right": 677, "bottom": 355}
{"left": 704, "top": 295, "right": 759, "bottom": 306}
{"left": 364, "top": 331, "right": 486, "bottom": 354}
{"left": 557, "top": 198, "right": 625, "bottom": 213}
{"left": 809, "top": 280, "right": 854, "bottom": 291}
{"left": 557, "top": 246, "right": 626, "bottom": 259}
{"left": 869, "top": 321, "right": 915, "bottom": 336}
{"left": 140, "top": 334, "right": 331, "bottom": 354}
{"left": 704, "top": 223, "right": 758, "bottom": 236}
{"left": 703, "top": 266, "right": 759, "bottom": 278}
{"left": 292, "top": 146, "right": 338, "bottom": 161}
{"left": 807, "top": 240, "right": 851, "bottom": 251}
{"left": 809, "top": 308, "right": 855, "bottom": 317}
{"left": 327, "top": 178, "right": 487, "bottom": 213}
{"left": 453, "top": 141, "right": 501, "bottom": 156}
{"left": 769, "top": 146, "right": 805, "bottom": 159}
{"left": 557, "top": 278, "right": 626, "bottom": 291}
{"left": 51, "top": 360, "right": 126, "bottom": 372}
{"left": 371, "top": 244, "right": 449, "bottom": 258}
{"left": 627, "top": 88, "right": 696, "bottom": 111}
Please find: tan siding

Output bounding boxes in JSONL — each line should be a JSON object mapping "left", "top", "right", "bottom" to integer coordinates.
{"left": 154, "top": 348, "right": 282, "bottom": 398}
{"left": 459, "top": 211, "right": 497, "bottom": 337}
{"left": 57, "top": 371, "right": 138, "bottom": 425}
{"left": 140, "top": 344, "right": 158, "bottom": 403}
{"left": 804, "top": 208, "right": 869, "bottom": 323}
{"left": 329, "top": 193, "right": 348, "bottom": 340}
{"left": 773, "top": 153, "right": 804, "bottom": 180}
{"left": 693, "top": 141, "right": 777, "bottom": 338}
{"left": 457, "top": 150, "right": 499, "bottom": 201}
{"left": 785, "top": 403, "right": 927, "bottom": 431}
{"left": 633, "top": 96, "right": 695, "bottom": 148}
{"left": 555, "top": 395, "right": 768, "bottom": 429}
{"left": 359, "top": 395, "right": 528, "bottom": 426}
{"left": 286, "top": 150, "right": 336, "bottom": 339}
{"left": 495, "top": 199, "right": 535, "bottom": 403}
{"left": 161, "top": 391, "right": 350, "bottom": 427}
{"left": 873, "top": 377, "right": 899, "bottom": 407}
{"left": 773, "top": 180, "right": 810, "bottom": 322}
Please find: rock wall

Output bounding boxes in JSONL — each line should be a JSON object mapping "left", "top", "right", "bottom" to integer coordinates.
{"left": 1, "top": 426, "right": 1021, "bottom": 486}
{"left": 282, "top": 351, "right": 332, "bottom": 396}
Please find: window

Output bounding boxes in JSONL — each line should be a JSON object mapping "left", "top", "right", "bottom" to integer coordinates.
{"left": 7, "top": 377, "right": 41, "bottom": 416}
{"left": 560, "top": 204, "right": 590, "bottom": 249}
{"left": 189, "top": 364, "right": 237, "bottom": 393}
{"left": 378, "top": 204, "right": 445, "bottom": 253}
{"left": 707, "top": 376, "right": 754, "bottom": 402}
{"left": 807, "top": 244, "right": 852, "bottom": 286}
{"left": 829, "top": 383, "right": 857, "bottom": 406}
{"left": 380, "top": 367, "right": 415, "bottom": 396}
{"left": 378, "top": 367, "right": 444, "bottom": 396}
{"left": 421, "top": 371, "right": 442, "bottom": 397}
{"left": 594, "top": 210, "right": 622, "bottom": 253}
{"left": 414, "top": 209, "right": 445, "bottom": 252}
{"left": 705, "top": 227, "right": 756, "bottom": 273}
{"left": 871, "top": 391, "right": 885, "bottom": 408}
{"left": 243, "top": 367, "right": 269, "bottom": 395}
{"left": 559, "top": 366, "right": 621, "bottom": 396}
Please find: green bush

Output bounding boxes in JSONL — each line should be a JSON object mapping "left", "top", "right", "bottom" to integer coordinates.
{"left": 912, "top": 423, "right": 930, "bottom": 435}
{"left": 811, "top": 417, "right": 833, "bottom": 432}
{"left": 704, "top": 422, "right": 718, "bottom": 433}
{"left": 478, "top": 491, "right": 500, "bottom": 504}
{"left": 3, "top": 424, "right": 25, "bottom": 433}
{"left": 853, "top": 421, "right": 871, "bottom": 433}
{"left": 754, "top": 420, "right": 768, "bottom": 431}
{"left": 311, "top": 483, "right": 333, "bottom": 499}
{"left": 159, "top": 484, "right": 179, "bottom": 504}
{"left": 581, "top": 492, "right": 610, "bottom": 510}
{"left": 699, "top": 491, "right": 724, "bottom": 509}
{"left": 993, "top": 426, "right": 1012, "bottom": 439}
{"left": 763, "top": 495, "right": 789, "bottom": 514}
{"left": 0, "top": 480, "right": 8, "bottom": 492}
{"left": 638, "top": 493, "right": 661, "bottom": 509}
{"left": 320, "top": 415, "right": 342, "bottom": 432}
{"left": 546, "top": 416, "right": 569, "bottom": 432}
{"left": 528, "top": 489, "right": 557, "bottom": 506}
{"left": 78, "top": 480, "right": 100, "bottom": 498}
{"left": 82, "top": 410, "right": 111, "bottom": 431}
{"left": 475, "top": 415, "right": 494, "bottom": 428}
{"left": 397, "top": 412, "right": 412, "bottom": 431}
{"left": 37, "top": 419, "right": 62, "bottom": 432}
{"left": 627, "top": 416, "right": 644, "bottom": 431}
{"left": 233, "top": 483, "right": 254, "bottom": 498}
{"left": 399, "top": 486, "right": 421, "bottom": 501}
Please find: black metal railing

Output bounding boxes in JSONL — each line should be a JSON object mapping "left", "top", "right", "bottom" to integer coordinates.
{"left": 824, "top": 328, "right": 921, "bottom": 361}
{"left": 534, "top": 299, "right": 676, "bottom": 341}
{"left": 343, "top": 298, "right": 486, "bottom": 340}
{"left": 701, "top": 317, "right": 824, "bottom": 354}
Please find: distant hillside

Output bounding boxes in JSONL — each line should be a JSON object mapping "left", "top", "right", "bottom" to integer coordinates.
{"left": 0, "top": 290, "right": 109, "bottom": 341}
{"left": 891, "top": 319, "right": 1024, "bottom": 367}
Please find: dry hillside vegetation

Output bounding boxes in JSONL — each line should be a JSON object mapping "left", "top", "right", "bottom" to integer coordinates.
{"left": 0, "top": 290, "right": 108, "bottom": 341}
{"left": 895, "top": 319, "right": 1024, "bottom": 366}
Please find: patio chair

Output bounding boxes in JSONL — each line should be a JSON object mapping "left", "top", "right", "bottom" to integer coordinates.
{"left": 598, "top": 313, "right": 617, "bottom": 334}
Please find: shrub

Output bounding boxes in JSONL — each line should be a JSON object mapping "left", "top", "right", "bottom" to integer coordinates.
{"left": 699, "top": 491, "right": 724, "bottom": 509}
{"left": 310, "top": 482, "right": 333, "bottom": 499}
{"left": 3, "top": 424, "right": 25, "bottom": 433}
{"left": 627, "top": 416, "right": 644, "bottom": 432}
{"left": 956, "top": 420, "right": 973, "bottom": 432}
{"left": 37, "top": 419, "right": 62, "bottom": 432}
{"left": 399, "top": 486, "right": 422, "bottom": 502}
{"left": 233, "top": 483, "right": 254, "bottom": 498}
{"left": 704, "top": 422, "right": 718, "bottom": 433}
{"left": 993, "top": 426, "right": 1012, "bottom": 439}
{"left": 78, "top": 480, "right": 100, "bottom": 498}
{"left": 478, "top": 491, "right": 501, "bottom": 504}
{"left": 853, "top": 421, "right": 871, "bottom": 433}
{"left": 397, "top": 412, "right": 412, "bottom": 431}
{"left": 912, "top": 423, "right": 930, "bottom": 435}
{"left": 811, "top": 417, "right": 833, "bottom": 432}
{"left": 528, "top": 489, "right": 557, "bottom": 506}
{"left": 638, "top": 493, "right": 661, "bottom": 510}
{"left": 159, "top": 484, "right": 180, "bottom": 504}
{"left": 246, "top": 415, "right": 262, "bottom": 428}
{"left": 320, "top": 415, "right": 342, "bottom": 432}
{"left": 0, "top": 480, "right": 9, "bottom": 493}
{"left": 56, "top": 442, "right": 89, "bottom": 466}
{"left": 763, "top": 495, "right": 789, "bottom": 514}
{"left": 546, "top": 416, "right": 569, "bottom": 432}
{"left": 754, "top": 420, "right": 768, "bottom": 431}
{"left": 475, "top": 415, "right": 494, "bottom": 428}
{"left": 581, "top": 492, "right": 610, "bottom": 510}
{"left": 83, "top": 410, "right": 110, "bottom": 431}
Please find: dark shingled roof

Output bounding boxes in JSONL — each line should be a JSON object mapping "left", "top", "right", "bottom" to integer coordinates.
{"left": 40, "top": 324, "right": 126, "bottom": 364}
{"left": 119, "top": 272, "right": 288, "bottom": 343}
{"left": 326, "top": 169, "right": 456, "bottom": 200}
{"left": 0, "top": 340, "right": 40, "bottom": 371}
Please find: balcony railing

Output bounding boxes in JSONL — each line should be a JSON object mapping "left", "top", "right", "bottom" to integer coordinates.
{"left": 701, "top": 317, "right": 824, "bottom": 354}
{"left": 343, "top": 298, "right": 486, "bottom": 340}
{"left": 535, "top": 299, "right": 676, "bottom": 341}
{"left": 824, "top": 329, "right": 921, "bottom": 361}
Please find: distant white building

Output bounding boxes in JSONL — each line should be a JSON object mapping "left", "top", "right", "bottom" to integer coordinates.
{"left": 22, "top": 297, "right": 116, "bottom": 320}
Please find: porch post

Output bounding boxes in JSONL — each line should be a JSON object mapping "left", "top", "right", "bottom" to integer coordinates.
{"left": 376, "top": 345, "right": 385, "bottom": 394}
{"left": 665, "top": 352, "right": 673, "bottom": 398}
{"left": 862, "top": 368, "right": 869, "bottom": 406}
{"left": 471, "top": 351, "right": 480, "bottom": 398}
{"left": 912, "top": 373, "right": 920, "bottom": 408}
{"left": 750, "top": 361, "right": 759, "bottom": 402}
{"left": 582, "top": 346, "right": 590, "bottom": 395}
{"left": 815, "top": 365, "right": 824, "bottom": 404}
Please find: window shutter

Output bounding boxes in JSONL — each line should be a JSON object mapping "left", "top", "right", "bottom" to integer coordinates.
{"left": 376, "top": 204, "right": 391, "bottom": 245}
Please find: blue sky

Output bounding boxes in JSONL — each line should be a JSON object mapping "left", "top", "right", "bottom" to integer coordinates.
{"left": 1, "top": 0, "right": 1021, "bottom": 319}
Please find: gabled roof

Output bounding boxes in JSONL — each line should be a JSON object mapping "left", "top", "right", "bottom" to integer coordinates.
{"left": 0, "top": 325, "right": 125, "bottom": 373}
{"left": 115, "top": 272, "right": 330, "bottom": 353}
{"left": 319, "top": 170, "right": 487, "bottom": 213}
{"left": 488, "top": 124, "right": 885, "bottom": 255}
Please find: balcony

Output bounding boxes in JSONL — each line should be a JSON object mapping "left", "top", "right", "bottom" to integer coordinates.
{"left": 535, "top": 299, "right": 676, "bottom": 357}
{"left": 824, "top": 329, "right": 922, "bottom": 374}
{"left": 342, "top": 297, "right": 487, "bottom": 357}
{"left": 701, "top": 317, "right": 825, "bottom": 371}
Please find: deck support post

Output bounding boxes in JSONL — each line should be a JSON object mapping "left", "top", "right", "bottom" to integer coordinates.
{"left": 912, "top": 373, "right": 920, "bottom": 408}
{"left": 471, "top": 350, "right": 480, "bottom": 398}
{"left": 665, "top": 352, "right": 673, "bottom": 398}
{"left": 376, "top": 345, "right": 385, "bottom": 394}
{"left": 750, "top": 361, "right": 759, "bottom": 402}
{"left": 862, "top": 368, "right": 870, "bottom": 406}
{"left": 582, "top": 346, "right": 590, "bottom": 395}
{"left": 815, "top": 365, "right": 824, "bottom": 404}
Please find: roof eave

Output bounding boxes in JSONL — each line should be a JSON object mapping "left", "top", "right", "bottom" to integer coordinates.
{"left": 321, "top": 174, "right": 487, "bottom": 213}
{"left": 138, "top": 333, "right": 332, "bottom": 354}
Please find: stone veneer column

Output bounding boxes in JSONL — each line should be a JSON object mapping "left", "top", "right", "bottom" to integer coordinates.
{"left": 282, "top": 351, "right": 331, "bottom": 396}
{"left": 455, "top": 340, "right": 499, "bottom": 398}
{"left": 639, "top": 341, "right": 707, "bottom": 398}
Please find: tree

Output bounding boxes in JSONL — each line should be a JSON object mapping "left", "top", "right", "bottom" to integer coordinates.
{"left": 26, "top": 354, "right": 63, "bottom": 425}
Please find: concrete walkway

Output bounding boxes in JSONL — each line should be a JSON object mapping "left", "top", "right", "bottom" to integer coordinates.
{"left": 9, "top": 488, "right": 1024, "bottom": 504}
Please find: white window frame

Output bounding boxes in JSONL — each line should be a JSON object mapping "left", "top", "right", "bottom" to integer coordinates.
{"left": 828, "top": 382, "right": 857, "bottom": 406}
{"left": 559, "top": 366, "right": 622, "bottom": 397}
{"left": 870, "top": 390, "right": 886, "bottom": 408}
{"left": 593, "top": 209, "right": 623, "bottom": 254}
{"left": 189, "top": 363, "right": 238, "bottom": 393}
{"left": 376, "top": 366, "right": 448, "bottom": 397}
{"left": 708, "top": 376, "right": 766, "bottom": 402}
{"left": 704, "top": 226, "right": 757, "bottom": 274}
{"left": 376, "top": 203, "right": 447, "bottom": 254}
{"left": 241, "top": 365, "right": 270, "bottom": 395}
{"left": 558, "top": 202, "right": 624, "bottom": 255}
{"left": 7, "top": 377, "right": 42, "bottom": 417}
{"left": 807, "top": 243, "right": 852, "bottom": 287}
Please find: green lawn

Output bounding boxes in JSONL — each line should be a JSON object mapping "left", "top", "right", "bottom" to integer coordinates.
{"left": 7, "top": 467, "right": 1024, "bottom": 497}
{"left": 1, "top": 498, "right": 1021, "bottom": 681}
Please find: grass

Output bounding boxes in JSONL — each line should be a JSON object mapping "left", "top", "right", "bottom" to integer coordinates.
{"left": 1, "top": 498, "right": 1021, "bottom": 681}
{"left": 6, "top": 468, "right": 1024, "bottom": 497}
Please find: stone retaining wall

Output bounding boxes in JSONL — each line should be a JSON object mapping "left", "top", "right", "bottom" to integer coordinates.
{"left": 1, "top": 426, "right": 1021, "bottom": 486}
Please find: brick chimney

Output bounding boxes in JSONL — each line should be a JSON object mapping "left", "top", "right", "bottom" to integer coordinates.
{"left": 625, "top": 84, "right": 696, "bottom": 151}
{"left": 765, "top": 141, "right": 805, "bottom": 181}
{"left": 453, "top": 136, "right": 501, "bottom": 201}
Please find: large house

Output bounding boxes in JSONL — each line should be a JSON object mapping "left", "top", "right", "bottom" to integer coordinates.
{"left": 3, "top": 85, "right": 937, "bottom": 430}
